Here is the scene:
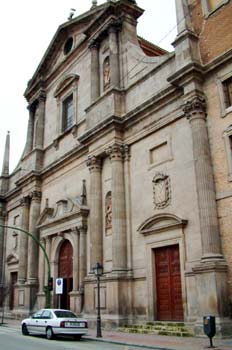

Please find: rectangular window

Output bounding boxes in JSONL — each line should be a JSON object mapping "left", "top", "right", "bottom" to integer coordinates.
{"left": 62, "top": 94, "right": 73, "bottom": 132}
{"left": 207, "top": 0, "right": 223, "bottom": 11}
{"left": 223, "top": 77, "right": 232, "bottom": 109}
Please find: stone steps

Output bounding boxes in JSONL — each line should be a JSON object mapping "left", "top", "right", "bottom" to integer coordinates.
{"left": 118, "top": 322, "right": 194, "bottom": 337}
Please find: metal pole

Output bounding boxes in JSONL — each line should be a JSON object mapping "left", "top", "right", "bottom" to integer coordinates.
{"left": 0, "top": 224, "right": 51, "bottom": 308}
{"left": 96, "top": 275, "right": 102, "bottom": 337}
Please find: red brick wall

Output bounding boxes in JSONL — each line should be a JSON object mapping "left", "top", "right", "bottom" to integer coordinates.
{"left": 189, "top": 0, "right": 232, "bottom": 64}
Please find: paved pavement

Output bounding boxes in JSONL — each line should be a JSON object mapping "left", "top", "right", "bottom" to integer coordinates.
{"left": 1, "top": 318, "right": 232, "bottom": 350}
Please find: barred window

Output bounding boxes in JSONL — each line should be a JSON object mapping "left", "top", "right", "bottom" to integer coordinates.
{"left": 223, "top": 77, "right": 232, "bottom": 109}
{"left": 62, "top": 94, "right": 73, "bottom": 131}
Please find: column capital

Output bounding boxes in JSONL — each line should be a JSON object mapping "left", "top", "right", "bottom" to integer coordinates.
{"left": 108, "top": 20, "right": 122, "bottom": 34}
{"left": 38, "top": 90, "right": 46, "bottom": 103}
{"left": 20, "top": 196, "right": 30, "bottom": 207}
{"left": 106, "top": 143, "right": 129, "bottom": 161}
{"left": 183, "top": 96, "right": 207, "bottom": 120}
{"left": 89, "top": 39, "right": 100, "bottom": 50}
{"left": 86, "top": 155, "right": 102, "bottom": 171}
{"left": 30, "top": 190, "right": 42, "bottom": 202}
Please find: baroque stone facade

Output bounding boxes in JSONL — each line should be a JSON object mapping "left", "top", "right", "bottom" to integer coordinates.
{"left": 0, "top": 0, "right": 232, "bottom": 335}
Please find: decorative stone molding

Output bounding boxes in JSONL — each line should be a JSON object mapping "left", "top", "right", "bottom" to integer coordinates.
{"left": 183, "top": 96, "right": 207, "bottom": 120}
{"left": 152, "top": 172, "right": 171, "bottom": 209}
{"left": 86, "top": 155, "right": 102, "bottom": 171}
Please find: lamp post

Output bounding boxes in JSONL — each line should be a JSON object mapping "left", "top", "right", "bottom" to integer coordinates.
{"left": 93, "top": 262, "right": 103, "bottom": 338}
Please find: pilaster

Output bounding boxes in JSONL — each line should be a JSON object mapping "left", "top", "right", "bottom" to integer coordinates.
{"left": 109, "top": 24, "right": 120, "bottom": 88}
{"left": 34, "top": 91, "right": 46, "bottom": 149}
{"left": 0, "top": 202, "right": 6, "bottom": 283}
{"left": 24, "top": 103, "right": 35, "bottom": 155}
{"left": 89, "top": 40, "right": 100, "bottom": 102}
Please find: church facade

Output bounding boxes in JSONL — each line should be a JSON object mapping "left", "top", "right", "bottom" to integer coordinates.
{"left": 0, "top": 0, "right": 232, "bottom": 334}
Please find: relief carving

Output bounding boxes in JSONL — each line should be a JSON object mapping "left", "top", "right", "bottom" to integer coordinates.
{"left": 153, "top": 172, "right": 171, "bottom": 209}
{"left": 105, "top": 191, "right": 112, "bottom": 235}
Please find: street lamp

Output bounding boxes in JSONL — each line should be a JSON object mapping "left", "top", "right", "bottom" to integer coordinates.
{"left": 93, "top": 262, "right": 103, "bottom": 338}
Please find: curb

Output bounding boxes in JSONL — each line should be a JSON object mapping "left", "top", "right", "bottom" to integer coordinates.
{"left": 83, "top": 336, "right": 173, "bottom": 350}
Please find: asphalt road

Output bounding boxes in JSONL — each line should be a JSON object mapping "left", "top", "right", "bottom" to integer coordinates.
{"left": 0, "top": 326, "right": 152, "bottom": 350}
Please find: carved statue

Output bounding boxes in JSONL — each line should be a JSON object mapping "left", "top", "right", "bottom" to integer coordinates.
{"left": 103, "top": 57, "right": 110, "bottom": 89}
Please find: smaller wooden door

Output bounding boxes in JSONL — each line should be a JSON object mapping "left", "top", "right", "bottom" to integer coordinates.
{"left": 58, "top": 240, "right": 73, "bottom": 309}
{"left": 10, "top": 272, "right": 17, "bottom": 310}
{"left": 155, "top": 245, "right": 184, "bottom": 321}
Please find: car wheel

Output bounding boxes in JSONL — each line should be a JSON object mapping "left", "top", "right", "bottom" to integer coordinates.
{"left": 74, "top": 334, "right": 82, "bottom": 340}
{"left": 22, "top": 323, "right": 29, "bottom": 336}
{"left": 46, "top": 327, "right": 54, "bottom": 340}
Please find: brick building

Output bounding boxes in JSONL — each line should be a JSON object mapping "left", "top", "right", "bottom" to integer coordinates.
{"left": 0, "top": 0, "right": 231, "bottom": 335}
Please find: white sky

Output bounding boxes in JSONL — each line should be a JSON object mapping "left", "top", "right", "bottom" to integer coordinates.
{"left": 0, "top": 0, "right": 177, "bottom": 173}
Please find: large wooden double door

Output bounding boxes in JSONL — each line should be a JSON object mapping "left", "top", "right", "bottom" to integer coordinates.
{"left": 155, "top": 245, "right": 184, "bottom": 321}
{"left": 58, "top": 240, "right": 73, "bottom": 309}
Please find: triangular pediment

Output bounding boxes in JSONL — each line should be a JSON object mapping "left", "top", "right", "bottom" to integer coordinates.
{"left": 25, "top": 5, "right": 108, "bottom": 97}
{"left": 138, "top": 213, "right": 187, "bottom": 235}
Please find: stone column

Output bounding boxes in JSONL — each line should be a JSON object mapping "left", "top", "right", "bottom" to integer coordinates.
{"left": 79, "top": 226, "right": 87, "bottom": 289}
{"left": 183, "top": 96, "right": 222, "bottom": 260}
{"left": 124, "top": 146, "right": 133, "bottom": 271}
{"left": 0, "top": 203, "right": 5, "bottom": 283}
{"left": 87, "top": 156, "right": 103, "bottom": 269}
{"left": 38, "top": 238, "right": 45, "bottom": 293}
{"left": 27, "top": 191, "right": 41, "bottom": 283}
{"left": 109, "top": 25, "right": 120, "bottom": 88}
{"left": 184, "top": 96, "right": 229, "bottom": 327}
{"left": 44, "top": 237, "right": 51, "bottom": 286}
{"left": 18, "top": 196, "right": 30, "bottom": 284}
{"left": 89, "top": 40, "right": 100, "bottom": 102}
{"left": 71, "top": 228, "right": 79, "bottom": 291}
{"left": 34, "top": 92, "right": 46, "bottom": 149}
{"left": 107, "top": 144, "right": 127, "bottom": 271}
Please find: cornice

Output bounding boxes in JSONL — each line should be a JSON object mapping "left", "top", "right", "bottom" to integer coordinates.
{"left": 79, "top": 84, "right": 183, "bottom": 146}
{"left": 167, "top": 61, "right": 205, "bottom": 88}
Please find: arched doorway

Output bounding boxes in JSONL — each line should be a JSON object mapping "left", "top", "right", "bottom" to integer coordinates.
{"left": 58, "top": 240, "right": 73, "bottom": 309}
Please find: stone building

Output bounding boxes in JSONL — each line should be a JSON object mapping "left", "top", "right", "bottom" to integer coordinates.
{"left": 0, "top": 0, "right": 232, "bottom": 335}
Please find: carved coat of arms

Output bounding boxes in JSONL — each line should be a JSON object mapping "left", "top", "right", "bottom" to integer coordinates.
{"left": 152, "top": 173, "right": 171, "bottom": 209}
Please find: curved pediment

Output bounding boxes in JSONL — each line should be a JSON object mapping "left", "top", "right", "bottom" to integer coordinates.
{"left": 6, "top": 253, "right": 19, "bottom": 265}
{"left": 54, "top": 74, "right": 79, "bottom": 98}
{"left": 37, "top": 197, "right": 89, "bottom": 229}
{"left": 138, "top": 213, "right": 187, "bottom": 235}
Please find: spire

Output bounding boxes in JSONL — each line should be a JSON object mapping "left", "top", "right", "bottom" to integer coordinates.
{"left": 1, "top": 131, "right": 10, "bottom": 177}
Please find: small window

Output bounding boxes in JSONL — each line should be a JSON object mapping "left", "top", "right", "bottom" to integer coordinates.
{"left": 62, "top": 94, "right": 73, "bottom": 131}
{"left": 203, "top": 0, "right": 229, "bottom": 15}
{"left": 64, "top": 37, "right": 73, "bottom": 55}
{"left": 223, "top": 77, "right": 232, "bottom": 109}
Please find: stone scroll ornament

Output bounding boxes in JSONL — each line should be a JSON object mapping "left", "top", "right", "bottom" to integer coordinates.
{"left": 105, "top": 191, "right": 112, "bottom": 235}
{"left": 152, "top": 172, "right": 171, "bottom": 209}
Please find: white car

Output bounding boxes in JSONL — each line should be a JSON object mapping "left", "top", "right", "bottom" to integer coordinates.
{"left": 21, "top": 308, "right": 88, "bottom": 340}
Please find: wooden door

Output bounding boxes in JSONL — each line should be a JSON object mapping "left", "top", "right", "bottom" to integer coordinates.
{"left": 10, "top": 272, "right": 17, "bottom": 310}
{"left": 58, "top": 240, "right": 73, "bottom": 309}
{"left": 155, "top": 245, "right": 184, "bottom": 321}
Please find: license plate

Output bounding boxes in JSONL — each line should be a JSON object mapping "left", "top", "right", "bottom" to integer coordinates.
{"left": 65, "top": 322, "right": 85, "bottom": 327}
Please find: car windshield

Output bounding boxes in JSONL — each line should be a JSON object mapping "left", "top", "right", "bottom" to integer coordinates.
{"left": 54, "top": 310, "right": 77, "bottom": 318}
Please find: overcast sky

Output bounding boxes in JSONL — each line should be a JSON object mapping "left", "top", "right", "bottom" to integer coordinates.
{"left": 0, "top": 0, "right": 177, "bottom": 172}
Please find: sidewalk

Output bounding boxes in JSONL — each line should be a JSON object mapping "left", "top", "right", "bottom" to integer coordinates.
{"left": 1, "top": 318, "right": 232, "bottom": 350}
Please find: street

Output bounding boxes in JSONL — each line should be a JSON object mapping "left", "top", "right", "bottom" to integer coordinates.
{"left": 0, "top": 326, "right": 156, "bottom": 350}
